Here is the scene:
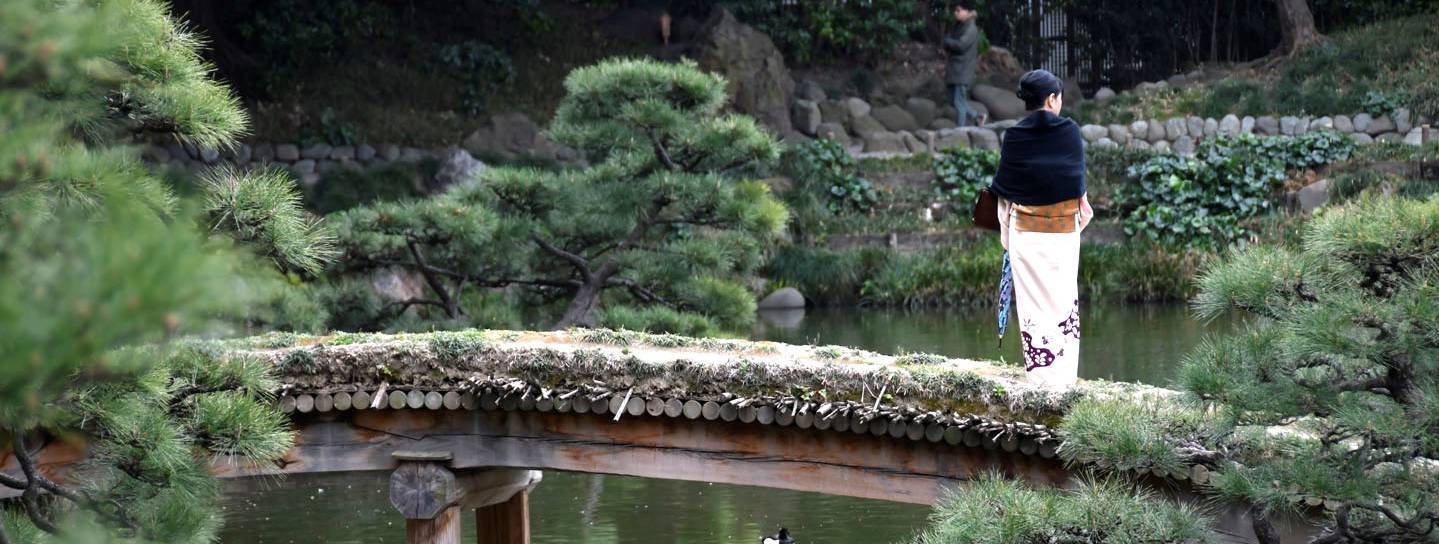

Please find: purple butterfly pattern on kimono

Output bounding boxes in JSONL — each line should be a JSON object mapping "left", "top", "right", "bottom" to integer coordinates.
{"left": 1020, "top": 330, "right": 1056, "bottom": 371}
{"left": 1058, "top": 300, "right": 1081, "bottom": 339}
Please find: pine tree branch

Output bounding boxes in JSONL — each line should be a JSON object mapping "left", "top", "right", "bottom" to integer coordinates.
{"left": 531, "top": 234, "right": 592, "bottom": 278}
{"left": 648, "top": 130, "right": 679, "bottom": 171}
{"left": 607, "top": 277, "right": 667, "bottom": 303}
{"left": 366, "top": 258, "right": 469, "bottom": 280}
{"left": 12, "top": 435, "right": 58, "bottom": 534}
{"left": 404, "top": 235, "right": 459, "bottom": 317}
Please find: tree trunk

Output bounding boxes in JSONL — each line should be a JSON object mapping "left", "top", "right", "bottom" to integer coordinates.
{"left": 552, "top": 271, "right": 610, "bottom": 330}
{"left": 1271, "top": 0, "right": 1324, "bottom": 58}
{"left": 1249, "top": 506, "right": 1282, "bottom": 544}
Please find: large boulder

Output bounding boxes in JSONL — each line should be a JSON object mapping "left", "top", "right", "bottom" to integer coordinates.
{"left": 904, "top": 97, "right": 939, "bottom": 128}
{"left": 850, "top": 115, "right": 888, "bottom": 138}
{"left": 861, "top": 131, "right": 907, "bottom": 154}
{"left": 976, "top": 46, "right": 1024, "bottom": 87}
{"left": 964, "top": 127, "right": 1000, "bottom": 150}
{"left": 819, "top": 99, "right": 850, "bottom": 126}
{"left": 1366, "top": 115, "right": 1396, "bottom": 135}
{"left": 901, "top": 131, "right": 928, "bottom": 154}
{"left": 872, "top": 104, "right": 920, "bottom": 132}
{"left": 757, "top": 287, "right": 806, "bottom": 310}
{"left": 797, "top": 80, "right": 826, "bottom": 102}
{"left": 1080, "top": 124, "right": 1108, "bottom": 142}
{"left": 971, "top": 84, "right": 1026, "bottom": 120}
{"left": 1219, "top": 114, "right": 1241, "bottom": 136}
{"left": 432, "top": 148, "right": 486, "bottom": 191}
{"left": 936, "top": 128, "right": 970, "bottom": 150}
{"left": 844, "top": 97, "right": 873, "bottom": 120}
{"left": 791, "top": 99, "right": 822, "bottom": 136}
{"left": 464, "top": 112, "right": 544, "bottom": 159}
{"left": 1256, "top": 116, "right": 1280, "bottom": 136}
{"left": 693, "top": 8, "right": 794, "bottom": 134}
{"left": 1296, "top": 179, "right": 1329, "bottom": 214}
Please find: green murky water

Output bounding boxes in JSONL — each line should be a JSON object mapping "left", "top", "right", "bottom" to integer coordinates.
{"left": 220, "top": 304, "right": 1229, "bottom": 543}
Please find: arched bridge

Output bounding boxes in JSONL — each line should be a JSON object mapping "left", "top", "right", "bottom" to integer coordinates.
{"left": 7, "top": 330, "right": 1295, "bottom": 543}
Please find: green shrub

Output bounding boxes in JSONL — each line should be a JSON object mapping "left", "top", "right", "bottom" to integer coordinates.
{"left": 1084, "top": 146, "right": 1157, "bottom": 211}
{"left": 435, "top": 40, "right": 514, "bottom": 114}
{"left": 598, "top": 305, "right": 717, "bottom": 337}
{"left": 1081, "top": 243, "right": 1209, "bottom": 303}
{"left": 786, "top": 139, "right": 878, "bottom": 214}
{"left": 931, "top": 147, "right": 999, "bottom": 214}
{"left": 764, "top": 246, "right": 892, "bottom": 305}
{"left": 1117, "top": 132, "right": 1352, "bottom": 248}
{"left": 913, "top": 473, "right": 1212, "bottom": 544}
{"left": 861, "top": 244, "right": 1003, "bottom": 307}
{"left": 724, "top": 0, "right": 924, "bottom": 65}
{"left": 236, "top": 0, "right": 395, "bottom": 93}
{"left": 1359, "top": 89, "right": 1407, "bottom": 116}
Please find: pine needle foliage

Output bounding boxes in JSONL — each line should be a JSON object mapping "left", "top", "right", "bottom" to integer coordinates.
{"left": 1178, "top": 195, "right": 1439, "bottom": 542}
{"left": 1, "top": 0, "right": 304, "bottom": 540}
{"left": 912, "top": 472, "right": 1212, "bottom": 544}
{"left": 202, "top": 166, "right": 337, "bottom": 277}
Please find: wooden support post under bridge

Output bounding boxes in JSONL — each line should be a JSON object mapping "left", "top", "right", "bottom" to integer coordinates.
{"left": 387, "top": 451, "right": 542, "bottom": 544}
{"left": 475, "top": 490, "right": 530, "bottom": 544}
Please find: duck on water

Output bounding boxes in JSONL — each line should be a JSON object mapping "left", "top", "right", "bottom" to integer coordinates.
{"left": 763, "top": 528, "right": 795, "bottom": 544}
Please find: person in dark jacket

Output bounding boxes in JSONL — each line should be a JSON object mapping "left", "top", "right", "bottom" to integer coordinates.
{"left": 989, "top": 69, "right": 1093, "bottom": 387}
{"left": 943, "top": 1, "right": 982, "bottom": 127}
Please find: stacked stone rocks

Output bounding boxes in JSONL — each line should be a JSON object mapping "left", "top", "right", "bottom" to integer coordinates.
{"left": 792, "top": 92, "right": 1006, "bottom": 157}
{"left": 1076, "top": 109, "right": 1429, "bottom": 156}
{"left": 141, "top": 140, "right": 461, "bottom": 187}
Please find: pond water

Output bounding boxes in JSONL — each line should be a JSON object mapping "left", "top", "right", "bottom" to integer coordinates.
{"left": 754, "top": 303, "right": 1228, "bottom": 387}
{"left": 220, "top": 304, "right": 1231, "bottom": 543}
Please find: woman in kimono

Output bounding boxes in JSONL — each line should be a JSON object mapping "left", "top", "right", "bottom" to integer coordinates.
{"left": 989, "top": 69, "right": 1093, "bottom": 387}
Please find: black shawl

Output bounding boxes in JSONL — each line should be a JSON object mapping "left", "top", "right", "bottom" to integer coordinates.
{"left": 988, "top": 110, "right": 1086, "bottom": 206}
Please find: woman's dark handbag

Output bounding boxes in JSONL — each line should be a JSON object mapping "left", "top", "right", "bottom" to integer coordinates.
{"left": 971, "top": 188, "right": 1000, "bottom": 231}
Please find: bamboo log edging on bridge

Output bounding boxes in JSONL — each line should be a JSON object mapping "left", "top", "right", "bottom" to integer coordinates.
{"left": 274, "top": 379, "right": 1064, "bottom": 458}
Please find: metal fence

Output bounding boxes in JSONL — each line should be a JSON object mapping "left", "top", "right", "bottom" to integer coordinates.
{"left": 986, "top": 0, "right": 1279, "bottom": 93}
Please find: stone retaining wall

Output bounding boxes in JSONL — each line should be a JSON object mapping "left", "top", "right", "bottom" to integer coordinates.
{"left": 143, "top": 108, "right": 1433, "bottom": 190}
{"left": 1073, "top": 109, "right": 1432, "bottom": 155}
{"left": 141, "top": 140, "right": 465, "bottom": 187}
{"left": 809, "top": 108, "right": 1433, "bottom": 160}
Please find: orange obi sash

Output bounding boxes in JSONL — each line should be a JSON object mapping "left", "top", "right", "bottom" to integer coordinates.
{"left": 1012, "top": 198, "right": 1081, "bottom": 233}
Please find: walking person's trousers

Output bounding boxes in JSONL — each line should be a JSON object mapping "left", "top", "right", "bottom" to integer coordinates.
{"left": 950, "top": 84, "right": 977, "bottom": 127}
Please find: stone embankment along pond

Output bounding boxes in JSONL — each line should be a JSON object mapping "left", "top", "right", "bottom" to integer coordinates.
{"left": 218, "top": 328, "right": 1233, "bottom": 484}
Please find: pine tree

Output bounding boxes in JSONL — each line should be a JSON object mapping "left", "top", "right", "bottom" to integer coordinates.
{"left": 1181, "top": 195, "right": 1439, "bottom": 542}
{"left": 485, "top": 58, "right": 787, "bottom": 329}
{"left": 1, "top": 0, "right": 321, "bottom": 540}
{"left": 331, "top": 58, "right": 788, "bottom": 332}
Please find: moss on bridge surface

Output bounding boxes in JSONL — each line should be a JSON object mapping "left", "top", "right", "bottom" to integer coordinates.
{"left": 215, "top": 328, "right": 1170, "bottom": 426}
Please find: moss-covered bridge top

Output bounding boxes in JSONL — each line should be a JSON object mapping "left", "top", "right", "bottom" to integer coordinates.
{"left": 228, "top": 329, "right": 1172, "bottom": 437}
